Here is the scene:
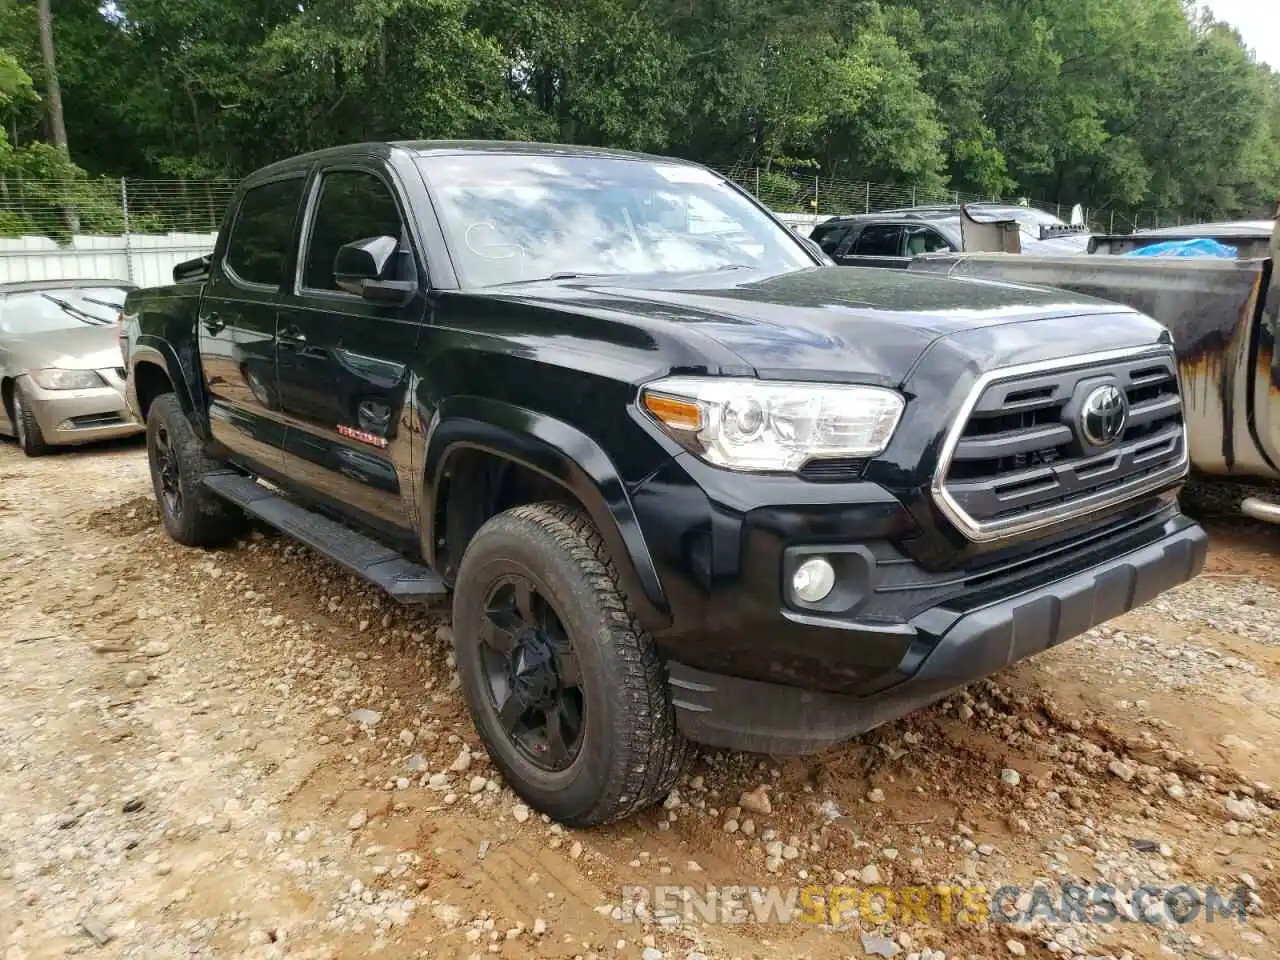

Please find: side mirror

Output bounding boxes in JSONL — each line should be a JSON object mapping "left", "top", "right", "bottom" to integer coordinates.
{"left": 174, "top": 254, "right": 211, "bottom": 284}
{"left": 334, "top": 236, "right": 417, "bottom": 304}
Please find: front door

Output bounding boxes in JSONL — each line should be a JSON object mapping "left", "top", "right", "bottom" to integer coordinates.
{"left": 200, "top": 174, "right": 307, "bottom": 472}
{"left": 275, "top": 165, "right": 425, "bottom": 537}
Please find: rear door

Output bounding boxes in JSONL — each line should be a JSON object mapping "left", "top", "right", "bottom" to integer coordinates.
{"left": 274, "top": 163, "right": 425, "bottom": 537}
{"left": 903, "top": 224, "right": 956, "bottom": 258}
{"left": 200, "top": 174, "right": 307, "bottom": 471}
{"left": 835, "top": 222, "right": 908, "bottom": 268}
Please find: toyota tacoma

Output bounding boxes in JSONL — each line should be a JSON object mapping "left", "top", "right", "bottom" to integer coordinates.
{"left": 121, "top": 141, "right": 1207, "bottom": 826}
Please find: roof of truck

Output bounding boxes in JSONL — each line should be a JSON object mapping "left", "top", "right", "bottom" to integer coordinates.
{"left": 246, "top": 140, "right": 709, "bottom": 182}
{"left": 819, "top": 202, "right": 1064, "bottom": 221}
{"left": 1134, "top": 220, "right": 1274, "bottom": 238}
{"left": 396, "top": 139, "right": 690, "bottom": 164}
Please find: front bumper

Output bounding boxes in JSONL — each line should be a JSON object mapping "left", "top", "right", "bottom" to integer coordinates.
{"left": 25, "top": 377, "right": 143, "bottom": 446}
{"left": 666, "top": 516, "right": 1207, "bottom": 754}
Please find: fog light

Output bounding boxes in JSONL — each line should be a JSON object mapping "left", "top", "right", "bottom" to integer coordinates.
{"left": 792, "top": 557, "right": 835, "bottom": 603}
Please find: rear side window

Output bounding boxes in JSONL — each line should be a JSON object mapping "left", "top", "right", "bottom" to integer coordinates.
{"left": 224, "top": 178, "right": 306, "bottom": 287}
{"left": 301, "top": 170, "right": 410, "bottom": 292}
{"left": 853, "top": 224, "right": 904, "bottom": 257}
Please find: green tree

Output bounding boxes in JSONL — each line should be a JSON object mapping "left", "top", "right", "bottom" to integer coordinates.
{"left": 0, "top": 0, "right": 1277, "bottom": 237}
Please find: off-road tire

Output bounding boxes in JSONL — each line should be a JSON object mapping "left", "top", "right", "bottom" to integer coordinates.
{"left": 146, "top": 393, "right": 246, "bottom": 547}
{"left": 13, "top": 381, "right": 52, "bottom": 457}
{"left": 452, "top": 502, "right": 687, "bottom": 826}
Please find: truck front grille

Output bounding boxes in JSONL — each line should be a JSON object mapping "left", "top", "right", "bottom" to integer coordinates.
{"left": 933, "top": 346, "right": 1188, "bottom": 542}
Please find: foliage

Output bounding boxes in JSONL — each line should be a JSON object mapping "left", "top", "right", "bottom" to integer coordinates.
{"left": 0, "top": 7, "right": 116, "bottom": 243}
{"left": 0, "top": 0, "right": 1276, "bottom": 239}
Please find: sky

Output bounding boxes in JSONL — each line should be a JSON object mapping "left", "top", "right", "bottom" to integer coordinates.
{"left": 1203, "top": 0, "right": 1280, "bottom": 69}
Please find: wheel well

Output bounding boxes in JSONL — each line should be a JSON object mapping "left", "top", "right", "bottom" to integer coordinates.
{"left": 435, "top": 449, "right": 574, "bottom": 582}
{"left": 0, "top": 377, "right": 13, "bottom": 422}
{"left": 133, "top": 361, "right": 175, "bottom": 422}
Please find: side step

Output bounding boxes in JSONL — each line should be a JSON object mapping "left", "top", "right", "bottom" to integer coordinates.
{"left": 203, "top": 471, "right": 448, "bottom": 604}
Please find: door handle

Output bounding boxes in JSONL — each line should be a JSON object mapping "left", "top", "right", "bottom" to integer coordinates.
{"left": 279, "top": 326, "right": 307, "bottom": 345}
{"left": 202, "top": 313, "right": 225, "bottom": 335}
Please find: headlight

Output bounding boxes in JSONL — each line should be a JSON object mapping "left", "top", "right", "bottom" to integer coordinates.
{"left": 29, "top": 368, "right": 105, "bottom": 390}
{"left": 640, "top": 376, "right": 905, "bottom": 472}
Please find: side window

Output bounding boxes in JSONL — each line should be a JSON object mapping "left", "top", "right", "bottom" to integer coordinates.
{"left": 904, "top": 226, "right": 954, "bottom": 255}
{"left": 811, "top": 224, "right": 849, "bottom": 255}
{"left": 225, "top": 178, "right": 306, "bottom": 287}
{"left": 853, "top": 224, "right": 904, "bottom": 257}
{"left": 302, "top": 170, "right": 411, "bottom": 292}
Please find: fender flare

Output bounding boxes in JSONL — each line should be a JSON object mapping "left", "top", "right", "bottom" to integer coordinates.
{"left": 130, "top": 336, "right": 202, "bottom": 420}
{"left": 423, "top": 396, "right": 671, "bottom": 631}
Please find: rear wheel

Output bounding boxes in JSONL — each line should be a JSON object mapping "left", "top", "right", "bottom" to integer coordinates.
{"left": 13, "top": 382, "right": 52, "bottom": 457}
{"left": 452, "top": 503, "right": 686, "bottom": 827}
{"left": 146, "top": 393, "right": 246, "bottom": 546}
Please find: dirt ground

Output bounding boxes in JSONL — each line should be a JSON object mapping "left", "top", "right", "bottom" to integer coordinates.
{"left": 0, "top": 439, "right": 1276, "bottom": 960}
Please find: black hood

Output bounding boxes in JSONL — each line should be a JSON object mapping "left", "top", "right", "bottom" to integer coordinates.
{"left": 488, "top": 266, "right": 1140, "bottom": 387}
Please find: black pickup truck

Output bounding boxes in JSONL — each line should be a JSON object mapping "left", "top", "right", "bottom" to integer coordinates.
{"left": 122, "top": 140, "right": 1207, "bottom": 826}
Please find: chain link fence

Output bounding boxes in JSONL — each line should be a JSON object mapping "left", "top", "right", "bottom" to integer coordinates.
{"left": 0, "top": 177, "right": 236, "bottom": 241}
{"left": 0, "top": 178, "right": 236, "bottom": 286}
{"left": 710, "top": 165, "right": 1205, "bottom": 235}
{"left": 0, "top": 172, "right": 1200, "bottom": 246}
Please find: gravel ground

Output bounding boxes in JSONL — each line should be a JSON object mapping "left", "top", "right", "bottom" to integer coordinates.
{"left": 0, "top": 440, "right": 1277, "bottom": 960}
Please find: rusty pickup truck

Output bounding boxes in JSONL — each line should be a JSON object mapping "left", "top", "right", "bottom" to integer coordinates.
{"left": 908, "top": 215, "right": 1280, "bottom": 521}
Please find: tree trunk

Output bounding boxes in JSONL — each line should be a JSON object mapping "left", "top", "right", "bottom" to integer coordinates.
{"left": 37, "top": 0, "right": 78, "bottom": 235}
{"left": 37, "top": 0, "right": 68, "bottom": 153}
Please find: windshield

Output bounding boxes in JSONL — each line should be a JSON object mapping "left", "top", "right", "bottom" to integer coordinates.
{"left": 0, "top": 286, "right": 130, "bottom": 334}
{"left": 416, "top": 153, "right": 814, "bottom": 287}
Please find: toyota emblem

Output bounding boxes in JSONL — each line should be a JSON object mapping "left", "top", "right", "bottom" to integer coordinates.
{"left": 1080, "top": 384, "right": 1128, "bottom": 447}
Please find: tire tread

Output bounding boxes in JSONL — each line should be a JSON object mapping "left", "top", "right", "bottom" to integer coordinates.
{"left": 147, "top": 393, "right": 246, "bottom": 547}
{"left": 463, "top": 502, "right": 686, "bottom": 826}
{"left": 15, "top": 381, "right": 52, "bottom": 456}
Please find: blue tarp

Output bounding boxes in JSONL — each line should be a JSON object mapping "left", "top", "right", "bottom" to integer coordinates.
{"left": 1125, "top": 238, "right": 1238, "bottom": 258}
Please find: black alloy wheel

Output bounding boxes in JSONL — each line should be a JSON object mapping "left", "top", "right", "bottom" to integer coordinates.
{"left": 478, "top": 575, "right": 585, "bottom": 771}
{"left": 152, "top": 420, "right": 183, "bottom": 518}
{"left": 451, "top": 503, "right": 687, "bottom": 826}
{"left": 145, "top": 393, "right": 246, "bottom": 547}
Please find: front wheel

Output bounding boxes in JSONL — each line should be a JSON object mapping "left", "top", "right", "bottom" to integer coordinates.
{"left": 13, "top": 381, "right": 52, "bottom": 457}
{"left": 452, "top": 503, "right": 686, "bottom": 827}
{"left": 146, "top": 393, "right": 246, "bottom": 547}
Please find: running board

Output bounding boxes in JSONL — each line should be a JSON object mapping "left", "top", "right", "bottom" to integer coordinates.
{"left": 202, "top": 471, "right": 447, "bottom": 603}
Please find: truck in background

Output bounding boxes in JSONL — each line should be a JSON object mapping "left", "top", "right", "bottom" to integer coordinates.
{"left": 908, "top": 213, "right": 1280, "bottom": 522}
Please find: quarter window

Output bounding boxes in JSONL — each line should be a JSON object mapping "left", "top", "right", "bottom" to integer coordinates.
{"left": 225, "top": 178, "right": 305, "bottom": 287}
{"left": 302, "top": 171, "right": 411, "bottom": 292}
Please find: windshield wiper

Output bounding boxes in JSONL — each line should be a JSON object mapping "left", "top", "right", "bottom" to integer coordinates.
{"left": 80, "top": 295, "right": 125, "bottom": 312}
{"left": 497, "top": 271, "right": 628, "bottom": 286}
{"left": 40, "top": 293, "right": 112, "bottom": 326}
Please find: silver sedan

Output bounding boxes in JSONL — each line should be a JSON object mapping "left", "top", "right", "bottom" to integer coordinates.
{"left": 0, "top": 279, "right": 144, "bottom": 456}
